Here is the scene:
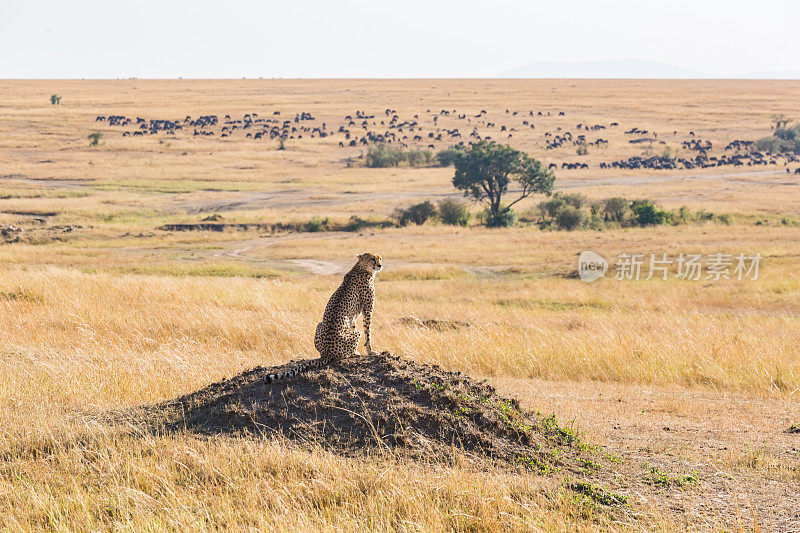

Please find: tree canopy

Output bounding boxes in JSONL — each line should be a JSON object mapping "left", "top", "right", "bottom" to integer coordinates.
{"left": 452, "top": 140, "right": 555, "bottom": 224}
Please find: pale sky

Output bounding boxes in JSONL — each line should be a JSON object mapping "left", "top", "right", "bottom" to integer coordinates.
{"left": 2, "top": 0, "right": 799, "bottom": 78}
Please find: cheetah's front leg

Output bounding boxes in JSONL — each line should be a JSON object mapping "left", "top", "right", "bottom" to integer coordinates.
{"left": 362, "top": 294, "right": 380, "bottom": 356}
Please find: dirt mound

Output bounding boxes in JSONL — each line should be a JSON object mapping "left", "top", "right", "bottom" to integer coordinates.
{"left": 127, "top": 354, "right": 588, "bottom": 472}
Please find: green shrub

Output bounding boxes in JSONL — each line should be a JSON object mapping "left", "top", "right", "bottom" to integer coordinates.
{"left": 555, "top": 205, "right": 585, "bottom": 230}
{"left": 87, "top": 132, "right": 103, "bottom": 147}
{"left": 601, "top": 197, "right": 628, "bottom": 223}
{"left": 630, "top": 200, "right": 669, "bottom": 226}
{"left": 406, "top": 149, "right": 433, "bottom": 168}
{"left": 483, "top": 206, "right": 517, "bottom": 228}
{"left": 437, "top": 199, "right": 471, "bottom": 226}
{"left": 674, "top": 205, "right": 692, "bottom": 224}
{"left": 394, "top": 201, "right": 438, "bottom": 226}
{"left": 435, "top": 147, "right": 465, "bottom": 167}
{"left": 755, "top": 123, "right": 800, "bottom": 153}
{"left": 365, "top": 144, "right": 404, "bottom": 168}
{"left": 540, "top": 192, "right": 586, "bottom": 214}
{"left": 694, "top": 209, "right": 714, "bottom": 222}
{"left": 304, "top": 216, "right": 331, "bottom": 232}
{"left": 343, "top": 215, "right": 377, "bottom": 232}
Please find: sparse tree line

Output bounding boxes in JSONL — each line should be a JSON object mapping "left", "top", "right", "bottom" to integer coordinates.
{"left": 364, "top": 144, "right": 466, "bottom": 168}
{"left": 755, "top": 114, "right": 800, "bottom": 154}
{"left": 534, "top": 193, "right": 732, "bottom": 230}
{"left": 299, "top": 139, "right": 734, "bottom": 232}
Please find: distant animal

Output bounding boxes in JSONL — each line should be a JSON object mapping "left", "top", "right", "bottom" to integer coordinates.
{"left": 266, "top": 253, "right": 386, "bottom": 383}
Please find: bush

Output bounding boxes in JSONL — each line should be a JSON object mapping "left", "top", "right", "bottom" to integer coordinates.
{"left": 366, "top": 144, "right": 433, "bottom": 168}
{"left": 601, "top": 197, "right": 628, "bottom": 223}
{"left": 630, "top": 200, "right": 669, "bottom": 226}
{"left": 406, "top": 149, "right": 433, "bottom": 168}
{"left": 366, "top": 144, "right": 404, "bottom": 168}
{"left": 755, "top": 123, "right": 800, "bottom": 153}
{"left": 484, "top": 206, "right": 517, "bottom": 228}
{"left": 87, "top": 132, "right": 102, "bottom": 147}
{"left": 342, "top": 215, "right": 374, "bottom": 232}
{"left": 576, "top": 142, "right": 588, "bottom": 156}
{"left": 304, "top": 217, "right": 331, "bottom": 232}
{"left": 755, "top": 136, "right": 799, "bottom": 153}
{"left": 435, "top": 147, "right": 465, "bottom": 167}
{"left": 394, "top": 201, "right": 438, "bottom": 226}
{"left": 538, "top": 192, "right": 587, "bottom": 220}
{"left": 555, "top": 205, "right": 585, "bottom": 230}
{"left": 437, "top": 199, "right": 471, "bottom": 226}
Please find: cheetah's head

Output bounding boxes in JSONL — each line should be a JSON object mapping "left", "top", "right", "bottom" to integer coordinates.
{"left": 356, "top": 253, "right": 383, "bottom": 273}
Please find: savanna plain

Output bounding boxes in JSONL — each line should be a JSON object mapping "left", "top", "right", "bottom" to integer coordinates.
{"left": 0, "top": 79, "right": 799, "bottom": 531}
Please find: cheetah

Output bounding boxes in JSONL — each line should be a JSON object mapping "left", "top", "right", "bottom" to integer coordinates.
{"left": 266, "top": 253, "right": 384, "bottom": 383}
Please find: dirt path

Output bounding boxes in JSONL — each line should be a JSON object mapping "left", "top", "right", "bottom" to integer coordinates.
{"left": 180, "top": 169, "right": 790, "bottom": 214}
{"left": 208, "top": 233, "right": 517, "bottom": 276}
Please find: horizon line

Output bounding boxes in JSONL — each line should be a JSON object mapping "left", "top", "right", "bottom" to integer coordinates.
{"left": 4, "top": 76, "right": 800, "bottom": 81}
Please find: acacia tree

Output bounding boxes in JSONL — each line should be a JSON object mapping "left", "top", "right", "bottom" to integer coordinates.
{"left": 452, "top": 140, "right": 555, "bottom": 226}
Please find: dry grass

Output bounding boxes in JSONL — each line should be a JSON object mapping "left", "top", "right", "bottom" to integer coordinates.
{"left": 0, "top": 79, "right": 799, "bottom": 530}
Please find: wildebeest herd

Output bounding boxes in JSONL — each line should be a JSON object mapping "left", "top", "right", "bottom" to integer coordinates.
{"left": 94, "top": 107, "right": 800, "bottom": 172}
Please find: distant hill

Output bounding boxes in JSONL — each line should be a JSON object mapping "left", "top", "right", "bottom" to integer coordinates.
{"left": 498, "top": 59, "right": 706, "bottom": 79}
{"left": 745, "top": 69, "right": 800, "bottom": 79}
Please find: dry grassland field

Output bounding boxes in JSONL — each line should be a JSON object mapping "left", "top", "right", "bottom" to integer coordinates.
{"left": 1, "top": 79, "right": 799, "bottom": 531}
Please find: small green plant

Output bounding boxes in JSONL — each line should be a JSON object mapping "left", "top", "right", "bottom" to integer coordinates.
{"left": 643, "top": 464, "right": 698, "bottom": 487}
{"left": 541, "top": 414, "right": 581, "bottom": 446}
{"left": 579, "top": 459, "right": 602, "bottom": 473}
{"left": 516, "top": 454, "right": 554, "bottom": 475}
{"left": 87, "top": 132, "right": 103, "bottom": 147}
{"left": 569, "top": 481, "right": 627, "bottom": 506}
{"left": 576, "top": 142, "right": 588, "bottom": 156}
{"left": 603, "top": 452, "right": 623, "bottom": 463}
{"left": 50, "top": 94, "right": 61, "bottom": 105}
{"left": 0, "top": 289, "right": 42, "bottom": 303}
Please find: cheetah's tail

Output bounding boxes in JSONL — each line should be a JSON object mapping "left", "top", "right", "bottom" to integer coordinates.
{"left": 265, "top": 355, "right": 331, "bottom": 384}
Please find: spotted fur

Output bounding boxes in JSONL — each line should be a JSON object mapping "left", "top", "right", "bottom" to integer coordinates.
{"left": 266, "top": 253, "right": 383, "bottom": 383}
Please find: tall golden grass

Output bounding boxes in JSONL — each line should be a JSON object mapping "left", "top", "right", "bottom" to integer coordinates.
{"left": 1, "top": 79, "right": 799, "bottom": 529}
